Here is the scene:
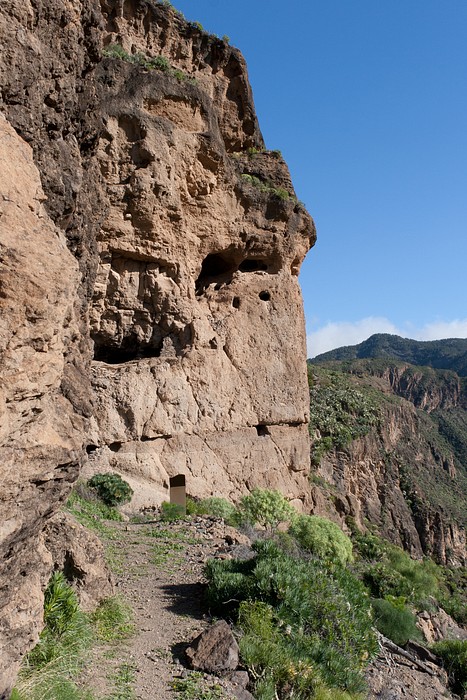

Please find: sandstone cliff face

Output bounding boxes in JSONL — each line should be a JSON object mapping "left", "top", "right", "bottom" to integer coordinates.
{"left": 0, "top": 114, "right": 85, "bottom": 694}
{"left": 85, "top": 12, "right": 314, "bottom": 505}
{"left": 0, "top": 0, "right": 314, "bottom": 690}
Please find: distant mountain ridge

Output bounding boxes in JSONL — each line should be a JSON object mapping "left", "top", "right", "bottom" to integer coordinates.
{"left": 307, "top": 333, "right": 467, "bottom": 564}
{"left": 311, "top": 334, "right": 467, "bottom": 376}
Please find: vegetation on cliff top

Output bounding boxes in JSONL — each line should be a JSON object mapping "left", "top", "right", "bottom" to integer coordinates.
{"left": 310, "top": 334, "right": 467, "bottom": 376}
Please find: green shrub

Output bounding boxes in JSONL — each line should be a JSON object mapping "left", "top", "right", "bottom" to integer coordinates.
{"left": 289, "top": 514, "right": 353, "bottom": 566}
{"left": 14, "top": 573, "right": 93, "bottom": 700}
{"left": 238, "top": 488, "right": 296, "bottom": 529}
{"left": 27, "top": 572, "right": 91, "bottom": 669}
{"left": 362, "top": 562, "right": 408, "bottom": 600}
{"left": 194, "top": 496, "right": 238, "bottom": 521}
{"left": 87, "top": 473, "right": 133, "bottom": 507}
{"left": 160, "top": 501, "right": 185, "bottom": 522}
{"left": 239, "top": 173, "right": 293, "bottom": 201}
{"left": 352, "top": 531, "right": 385, "bottom": 561}
{"left": 385, "top": 547, "right": 439, "bottom": 604}
{"left": 371, "top": 598, "right": 422, "bottom": 646}
{"left": 437, "top": 565, "right": 467, "bottom": 624}
{"left": 432, "top": 639, "right": 467, "bottom": 695}
{"left": 205, "top": 538, "right": 377, "bottom": 698}
{"left": 103, "top": 43, "right": 130, "bottom": 60}
{"left": 146, "top": 55, "right": 171, "bottom": 71}
{"left": 357, "top": 534, "right": 440, "bottom": 607}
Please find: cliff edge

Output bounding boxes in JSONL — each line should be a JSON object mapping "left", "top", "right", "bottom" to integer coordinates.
{"left": 0, "top": 0, "right": 315, "bottom": 692}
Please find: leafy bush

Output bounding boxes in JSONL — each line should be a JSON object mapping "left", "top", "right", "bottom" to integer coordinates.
{"left": 352, "top": 530, "right": 385, "bottom": 561}
{"left": 192, "top": 496, "right": 238, "bottom": 521}
{"left": 160, "top": 501, "right": 185, "bottom": 522}
{"left": 355, "top": 532, "right": 439, "bottom": 607}
{"left": 238, "top": 488, "right": 296, "bottom": 529}
{"left": 432, "top": 639, "right": 467, "bottom": 695}
{"left": 27, "top": 572, "right": 91, "bottom": 669}
{"left": 289, "top": 514, "right": 353, "bottom": 566}
{"left": 87, "top": 473, "right": 133, "bottom": 507}
{"left": 240, "top": 173, "right": 294, "bottom": 201}
{"left": 102, "top": 44, "right": 194, "bottom": 83}
{"left": 13, "top": 572, "right": 93, "bottom": 700}
{"left": 371, "top": 598, "right": 422, "bottom": 646}
{"left": 437, "top": 565, "right": 467, "bottom": 625}
{"left": 205, "top": 538, "right": 377, "bottom": 698}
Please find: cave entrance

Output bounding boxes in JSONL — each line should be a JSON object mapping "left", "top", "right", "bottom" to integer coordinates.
{"left": 195, "top": 252, "right": 238, "bottom": 294}
{"left": 169, "top": 474, "right": 186, "bottom": 513}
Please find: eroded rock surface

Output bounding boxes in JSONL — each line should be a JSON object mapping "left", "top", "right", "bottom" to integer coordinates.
{"left": 0, "top": 115, "right": 84, "bottom": 694}
{"left": 81, "top": 3, "right": 315, "bottom": 505}
{"left": 0, "top": 0, "right": 314, "bottom": 691}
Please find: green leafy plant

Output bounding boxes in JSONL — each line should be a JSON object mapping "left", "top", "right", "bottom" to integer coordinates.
{"left": 240, "top": 173, "right": 293, "bottom": 201}
{"left": 88, "top": 473, "right": 133, "bottom": 507}
{"left": 160, "top": 501, "right": 186, "bottom": 522}
{"left": 13, "top": 572, "right": 93, "bottom": 700}
{"left": 371, "top": 597, "right": 422, "bottom": 646}
{"left": 102, "top": 44, "right": 194, "bottom": 83}
{"left": 432, "top": 639, "right": 467, "bottom": 695}
{"left": 190, "top": 496, "right": 238, "bottom": 521}
{"left": 289, "top": 514, "right": 353, "bottom": 566}
{"left": 205, "top": 538, "right": 377, "bottom": 698}
{"left": 238, "top": 488, "right": 296, "bottom": 529}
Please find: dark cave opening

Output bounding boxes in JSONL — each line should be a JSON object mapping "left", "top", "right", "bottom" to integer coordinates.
{"left": 238, "top": 259, "right": 268, "bottom": 273}
{"left": 195, "top": 252, "right": 238, "bottom": 294}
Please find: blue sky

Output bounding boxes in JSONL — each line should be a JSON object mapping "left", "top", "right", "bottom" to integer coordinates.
{"left": 173, "top": 1, "right": 467, "bottom": 356}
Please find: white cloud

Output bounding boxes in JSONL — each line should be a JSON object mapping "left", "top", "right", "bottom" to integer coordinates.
{"left": 307, "top": 317, "right": 467, "bottom": 358}
{"left": 418, "top": 319, "right": 467, "bottom": 341}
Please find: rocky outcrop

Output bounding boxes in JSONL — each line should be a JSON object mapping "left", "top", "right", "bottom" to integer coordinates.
{"left": 0, "top": 115, "right": 86, "bottom": 694}
{"left": 44, "top": 511, "right": 114, "bottom": 611}
{"left": 0, "top": 0, "right": 314, "bottom": 691}
{"left": 83, "top": 4, "right": 314, "bottom": 507}
{"left": 309, "top": 365, "right": 467, "bottom": 565}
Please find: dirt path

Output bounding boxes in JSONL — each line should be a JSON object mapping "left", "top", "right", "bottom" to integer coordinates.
{"left": 94, "top": 515, "right": 241, "bottom": 700}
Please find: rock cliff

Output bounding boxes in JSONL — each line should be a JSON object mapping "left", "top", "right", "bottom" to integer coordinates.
{"left": 0, "top": 0, "right": 314, "bottom": 692}
{"left": 308, "top": 360, "right": 467, "bottom": 566}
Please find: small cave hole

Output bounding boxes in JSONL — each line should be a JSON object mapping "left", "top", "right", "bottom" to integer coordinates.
{"left": 259, "top": 291, "right": 271, "bottom": 301}
{"left": 255, "top": 424, "right": 270, "bottom": 437}
{"left": 86, "top": 444, "right": 98, "bottom": 455}
{"left": 195, "top": 253, "right": 238, "bottom": 294}
{"left": 209, "top": 338, "right": 218, "bottom": 349}
{"left": 232, "top": 296, "right": 241, "bottom": 309}
{"left": 238, "top": 259, "right": 268, "bottom": 273}
{"left": 109, "top": 442, "right": 122, "bottom": 452}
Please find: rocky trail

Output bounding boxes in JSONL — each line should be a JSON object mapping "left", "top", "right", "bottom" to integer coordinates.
{"left": 77, "top": 511, "right": 461, "bottom": 700}
{"left": 84, "top": 515, "right": 252, "bottom": 700}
